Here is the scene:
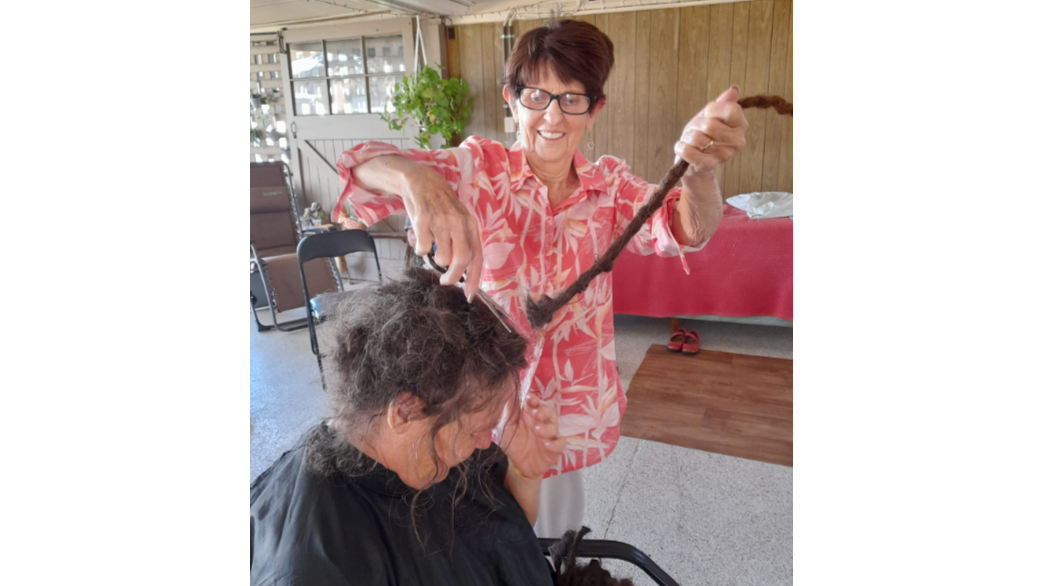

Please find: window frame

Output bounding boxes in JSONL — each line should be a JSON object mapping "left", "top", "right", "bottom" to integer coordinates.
{"left": 288, "top": 35, "right": 405, "bottom": 117}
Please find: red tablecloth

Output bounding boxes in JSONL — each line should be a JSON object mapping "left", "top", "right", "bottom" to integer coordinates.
{"left": 611, "top": 206, "right": 792, "bottom": 321}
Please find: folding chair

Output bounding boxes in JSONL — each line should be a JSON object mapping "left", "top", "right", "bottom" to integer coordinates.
{"left": 250, "top": 162, "right": 338, "bottom": 332}
{"left": 296, "top": 229, "right": 383, "bottom": 379}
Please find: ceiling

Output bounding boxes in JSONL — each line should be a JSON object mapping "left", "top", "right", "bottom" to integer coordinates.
{"left": 250, "top": 0, "right": 733, "bottom": 30}
{"left": 249, "top": 0, "right": 469, "bottom": 29}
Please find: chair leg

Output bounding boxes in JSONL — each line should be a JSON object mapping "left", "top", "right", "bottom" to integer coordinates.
{"left": 251, "top": 293, "right": 274, "bottom": 332}
{"left": 316, "top": 352, "right": 327, "bottom": 392}
{"left": 271, "top": 308, "right": 309, "bottom": 332}
{"left": 254, "top": 256, "right": 308, "bottom": 332}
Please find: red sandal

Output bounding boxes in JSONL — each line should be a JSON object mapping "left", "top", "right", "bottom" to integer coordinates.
{"left": 667, "top": 328, "right": 686, "bottom": 352}
{"left": 666, "top": 325, "right": 691, "bottom": 348}
{"left": 681, "top": 330, "right": 700, "bottom": 355}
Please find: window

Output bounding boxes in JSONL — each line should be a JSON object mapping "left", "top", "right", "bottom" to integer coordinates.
{"left": 251, "top": 36, "right": 289, "bottom": 165}
{"left": 289, "top": 35, "right": 405, "bottom": 117}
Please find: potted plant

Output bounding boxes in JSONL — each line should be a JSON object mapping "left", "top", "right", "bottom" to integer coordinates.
{"left": 381, "top": 65, "right": 472, "bottom": 149}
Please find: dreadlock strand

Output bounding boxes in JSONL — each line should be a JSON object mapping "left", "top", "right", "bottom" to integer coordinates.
{"left": 522, "top": 95, "right": 793, "bottom": 329}
{"left": 738, "top": 94, "right": 792, "bottom": 116}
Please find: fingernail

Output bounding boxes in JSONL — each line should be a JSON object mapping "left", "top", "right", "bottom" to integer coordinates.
{"left": 731, "top": 85, "right": 740, "bottom": 94}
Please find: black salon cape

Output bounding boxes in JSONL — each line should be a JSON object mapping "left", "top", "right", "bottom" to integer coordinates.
{"left": 250, "top": 441, "right": 554, "bottom": 586}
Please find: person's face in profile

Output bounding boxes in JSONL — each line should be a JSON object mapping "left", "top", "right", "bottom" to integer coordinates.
{"left": 421, "top": 386, "right": 513, "bottom": 484}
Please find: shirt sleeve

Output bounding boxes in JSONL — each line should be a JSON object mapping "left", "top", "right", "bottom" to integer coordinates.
{"left": 332, "top": 137, "right": 505, "bottom": 229}
{"left": 599, "top": 155, "right": 708, "bottom": 275}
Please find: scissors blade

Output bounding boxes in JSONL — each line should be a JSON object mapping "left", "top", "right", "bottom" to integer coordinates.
{"left": 474, "top": 289, "right": 516, "bottom": 334}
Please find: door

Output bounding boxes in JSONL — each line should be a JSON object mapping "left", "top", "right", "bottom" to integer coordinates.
{"left": 281, "top": 18, "right": 425, "bottom": 228}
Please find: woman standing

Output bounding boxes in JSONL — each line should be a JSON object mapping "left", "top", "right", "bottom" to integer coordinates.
{"left": 333, "top": 19, "right": 748, "bottom": 537}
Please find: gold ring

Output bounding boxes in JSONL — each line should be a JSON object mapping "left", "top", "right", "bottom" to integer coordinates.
{"left": 698, "top": 138, "right": 715, "bottom": 153}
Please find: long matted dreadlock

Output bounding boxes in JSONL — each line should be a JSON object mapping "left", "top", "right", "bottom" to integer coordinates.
{"left": 523, "top": 94, "right": 793, "bottom": 328}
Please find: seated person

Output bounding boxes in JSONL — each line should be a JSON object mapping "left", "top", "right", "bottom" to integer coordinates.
{"left": 251, "top": 267, "right": 567, "bottom": 586}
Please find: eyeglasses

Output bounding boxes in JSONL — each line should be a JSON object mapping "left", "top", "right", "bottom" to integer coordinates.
{"left": 516, "top": 87, "right": 594, "bottom": 115}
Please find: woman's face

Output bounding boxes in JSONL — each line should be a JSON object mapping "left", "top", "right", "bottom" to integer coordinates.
{"left": 412, "top": 388, "right": 513, "bottom": 486}
{"left": 504, "top": 68, "right": 601, "bottom": 168}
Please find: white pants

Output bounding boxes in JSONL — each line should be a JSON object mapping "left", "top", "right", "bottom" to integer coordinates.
{"left": 533, "top": 468, "right": 585, "bottom": 539}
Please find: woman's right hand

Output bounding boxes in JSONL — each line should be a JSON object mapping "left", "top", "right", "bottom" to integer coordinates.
{"left": 500, "top": 395, "right": 567, "bottom": 481}
{"left": 401, "top": 165, "right": 484, "bottom": 300}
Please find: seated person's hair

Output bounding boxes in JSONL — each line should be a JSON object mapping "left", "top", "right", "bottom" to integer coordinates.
{"left": 306, "top": 266, "right": 528, "bottom": 484}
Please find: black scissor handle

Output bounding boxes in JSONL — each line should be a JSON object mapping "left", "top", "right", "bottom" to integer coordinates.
{"left": 425, "top": 246, "right": 465, "bottom": 283}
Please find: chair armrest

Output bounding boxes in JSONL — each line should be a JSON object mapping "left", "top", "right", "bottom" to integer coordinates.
{"left": 538, "top": 538, "right": 680, "bottom": 586}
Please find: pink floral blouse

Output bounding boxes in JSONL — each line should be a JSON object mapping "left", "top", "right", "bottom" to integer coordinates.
{"left": 335, "top": 137, "right": 705, "bottom": 476}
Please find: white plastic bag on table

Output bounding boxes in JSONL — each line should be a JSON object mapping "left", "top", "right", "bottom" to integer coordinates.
{"left": 726, "top": 192, "right": 793, "bottom": 219}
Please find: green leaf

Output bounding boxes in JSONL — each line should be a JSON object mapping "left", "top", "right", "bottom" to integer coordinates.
{"left": 378, "top": 65, "right": 473, "bottom": 148}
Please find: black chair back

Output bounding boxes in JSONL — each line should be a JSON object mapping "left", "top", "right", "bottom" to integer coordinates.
{"left": 296, "top": 230, "right": 382, "bottom": 356}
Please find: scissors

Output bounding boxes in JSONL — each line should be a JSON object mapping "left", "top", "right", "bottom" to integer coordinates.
{"left": 424, "top": 248, "right": 516, "bottom": 334}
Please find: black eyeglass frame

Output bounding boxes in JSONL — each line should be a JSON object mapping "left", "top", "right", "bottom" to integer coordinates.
{"left": 515, "top": 86, "right": 596, "bottom": 115}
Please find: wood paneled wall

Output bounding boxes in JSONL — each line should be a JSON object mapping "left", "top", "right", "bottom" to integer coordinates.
{"left": 445, "top": 0, "right": 792, "bottom": 196}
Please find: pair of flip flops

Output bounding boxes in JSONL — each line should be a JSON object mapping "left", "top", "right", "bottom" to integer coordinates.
{"left": 667, "top": 328, "right": 700, "bottom": 355}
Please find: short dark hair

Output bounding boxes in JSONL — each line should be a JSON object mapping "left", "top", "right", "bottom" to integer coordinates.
{"left": 503, "top": 19, "right": 615, "bottom": 104}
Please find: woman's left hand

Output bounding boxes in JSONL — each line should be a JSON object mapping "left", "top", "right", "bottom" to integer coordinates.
{"left": 499, "top": 395, "right": 566, "bottom": 481}
{"left": 674, "top": 86, "right": 749, "bottom": 178}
